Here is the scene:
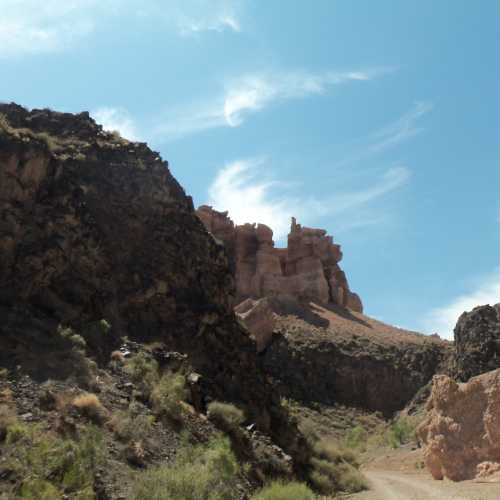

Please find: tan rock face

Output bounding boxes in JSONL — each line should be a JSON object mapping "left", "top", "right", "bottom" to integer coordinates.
{"left": 235, "top": 298, "right": 275, "bottom": 352}
{"left": 196, "top": 208, "right": 363, "bottom": 313}
{"left": 417, "top": 369, "right": 500, "bottom": 481}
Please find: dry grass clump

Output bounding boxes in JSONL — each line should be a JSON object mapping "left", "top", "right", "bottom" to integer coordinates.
{"left": 110, "top": 350, "right": 126, "bottom": 363}
{"left": 207, "top": 401, "right": 245, "bottom": 432}
{"left": 72, "top": 393, "right": 109, "bottom": 424}
{"left": 252, "top": 481, "right": 316, "bottom": 500}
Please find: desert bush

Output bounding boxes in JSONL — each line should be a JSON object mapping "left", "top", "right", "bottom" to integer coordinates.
{"left": 110, "top": 407, "right": 154, "bottom": 443}
{"left": 252, "top": 481, "right": 316, "bottom": 500}
{"left": 387, "top": 416, "right": 416, "bottom": 448}
{"left": 298, "top": 419, "right": 319, "bottom": 445}
{"left": 125, "top": 352, "right": 159, "bottom": 398}
{"left": 5, "top": 424, "right": 104, "bottom": 497}
{"left": 313, "top": 439, "right": 358, "bottom": 468}
{"left": 151, "top": 372, "right": 188, "bottom": 422}
{"left": 207, "top": 401, "right": 245, "bottom": 432}
{"left": 72, "top": 393, "right": 108, "bottom": 424}
{"left": 129, "top": 436, "right": 240, "bottom": 500}
{"left": 345, "top": 425, "right": 367, "bottom": 451}
{"left": 308, "top": 438, "right": 366, "bottom": 495}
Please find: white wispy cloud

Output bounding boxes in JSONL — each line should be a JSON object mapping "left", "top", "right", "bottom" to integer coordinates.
{"left": 155, "top": 68, "right": 388, "bottom": 141}
{"left": 0, "top": 0, "right": 99, "bottom": 57}
{"left": 0, "top": 0, "right": 244, "bottom": 58}
{"left": 423, "top": 269, "right": 500, "bottom": 340}
{"left": 91, "top": 107, "right": 140, "bottom": 141}
{"left": 176, "top": 0, "right": 242, "bottom": 36}
{"left": 370, "top": 101, "right": 434, "bottom": 153}
{"left": 207, "top": 158, "right": 411, "bottom": 240}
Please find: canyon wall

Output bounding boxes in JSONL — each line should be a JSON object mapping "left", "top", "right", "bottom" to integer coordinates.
{"left": 197, "top": 205, "right": 363, "bottom": 312}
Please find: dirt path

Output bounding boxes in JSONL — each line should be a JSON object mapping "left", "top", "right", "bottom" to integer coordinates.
{"left": 353, "top": 470, "right": 500, "bottom": 500}
{"left": 350, "top": 447, "right": 500, "bottom": 500}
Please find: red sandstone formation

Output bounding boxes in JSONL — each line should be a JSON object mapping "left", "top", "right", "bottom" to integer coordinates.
{"left": 417, "top": 369, "right": 500, "bottom": 481}
{"left": 196, "top": 206, "right": 363, "bottom": 313}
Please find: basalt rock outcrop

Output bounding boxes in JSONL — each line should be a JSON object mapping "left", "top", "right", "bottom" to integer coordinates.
{"left": 418, "top": 369, "right": 500, "bottom": 481}
{"left": 454, "top": 303, "right": 500, "bottom": 381}
{"left": 196, "top": 206, "right": 363, "bottom": 312}
{"left": 0, "top": 104, "right": 308, "bottom": 469}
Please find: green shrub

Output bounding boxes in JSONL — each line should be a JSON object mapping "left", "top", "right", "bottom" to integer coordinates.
{"left": 130, "top": 436, "right": 239, "bottom": 500}
{"left": 345, "top": 425, "right": 367, "bottom": 451}
{"left": 19, "top": 479, "right": 60, "bottom": 499}
{"left": 252, "top": 481, "right": 316, "bottom": 500}
{"left": 151, "top": 373, "right": 188, "bottom": 422}
{"left": 207, "top": 401, "right": 245, "bottom": 432}
{"left": 308, "top": 438, "right": 366, "bottom": 495}
{"left": 125, "top": 352, "right": 159, "bottom": 398}
{"left": 335, "top": 462, "right": 368, "bottom": 493}
{"left": 111, "top": 407, "right": 154, "bottom": 443}
{"left": 387, "top": 416, "right": 416, "bottom": 448}
{"left": 313, "top": 439, "right": 358, "bottom": 468}
{"left": 6, "top": 423, "right": 104, "bottom": 497}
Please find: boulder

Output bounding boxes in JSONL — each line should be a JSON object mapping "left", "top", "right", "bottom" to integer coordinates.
{"left": 417, "top": 369, "right": 500, "bottom": 481}
{"left": 235, "top": 298, "right": 276, "bottom": 352}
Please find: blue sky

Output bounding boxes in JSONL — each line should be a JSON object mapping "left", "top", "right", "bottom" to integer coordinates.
{"left": 1, "top": 0, "right": 499, "bottom": 338}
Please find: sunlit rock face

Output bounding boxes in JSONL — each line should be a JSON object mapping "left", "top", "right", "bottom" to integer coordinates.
{"left": 196, "top": 206, "right": 363, "bottom": 313}
{"left": 418, "top": 369, "right": 500, "bottom": 481}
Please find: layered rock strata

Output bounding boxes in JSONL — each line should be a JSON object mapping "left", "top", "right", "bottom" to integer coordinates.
{"left": 197, "top": 206, "right": 362, "bottom": 312}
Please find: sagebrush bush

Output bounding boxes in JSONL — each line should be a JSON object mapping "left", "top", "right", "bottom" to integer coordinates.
{"left": 252, "top": 481, "right": 316, "bottom": 500}
{"left": 151, "top": 372, "right": 188, "bottom": 422}
{"left": 4, "top": 424, "right": 104, "bottom": 497}
{"left": 308, "top": 438, "right": 366, "bottom": 495}
{"left": 387, "top": 416, "right": 416, "bottom": 448}
{"left": 72, "top": 393, "right": 109, "bottom": 424}
{"left": 130, "top": 436, "right": 239, "bottom": 500}
{"left": 110, "top": 408, "right": 154, "bottom": 443}
{"left": 125, "top": 352, "right": 159, "bottom": 398}
{"left": 207, "top": 401, "right": 245, "bottom": 432}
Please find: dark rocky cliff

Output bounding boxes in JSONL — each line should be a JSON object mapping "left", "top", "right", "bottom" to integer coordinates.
{"left": 260, "top": 300, "right": 451, "bottom": 417}
{"left": 453, "top": 303, "right": 500, "bottom": 381}
{"left": 0, "top": 104, "right": 307, "bottom": 467}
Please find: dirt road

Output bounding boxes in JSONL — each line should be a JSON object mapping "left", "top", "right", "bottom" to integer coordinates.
{"left": 353, "top": 470, "right": 500, "bottom": 500}
{"left": 350, "top": 447, "right": 500, "bottom": 500}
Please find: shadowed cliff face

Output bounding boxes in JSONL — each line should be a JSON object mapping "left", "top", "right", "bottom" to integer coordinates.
{"left": 260, "top": 299, "right": 451, "bottom": 417}
{"left": 453, "top": 303, "right": 500, "bottom": 381}
{"left": 0, "top": 104, "right": 309, "bottom": 468}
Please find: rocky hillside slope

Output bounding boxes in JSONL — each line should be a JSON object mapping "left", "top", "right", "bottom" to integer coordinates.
{"left": 0, "top": 104, "right": 307, "bottom": 469}
{"left": 260, "top": 298, "right": 450, "bottom": 416}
